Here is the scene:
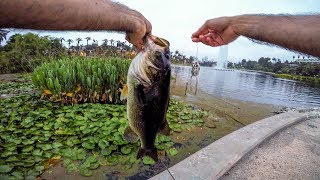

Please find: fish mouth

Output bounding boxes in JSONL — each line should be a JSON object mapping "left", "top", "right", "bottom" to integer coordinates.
{"left": 149, "top": 35, "right": 170, "bottom": 48}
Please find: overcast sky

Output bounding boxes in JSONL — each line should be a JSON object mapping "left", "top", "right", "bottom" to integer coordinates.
{"left": 4, "top": 0, "right": 320, "bottom": 62}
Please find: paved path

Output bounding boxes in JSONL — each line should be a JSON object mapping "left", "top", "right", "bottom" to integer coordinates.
{"left": 150, "top": 111, "right": 308, "bottom": 180}
{"left": 220, "top": 117, "right": 320, "bottom": 180}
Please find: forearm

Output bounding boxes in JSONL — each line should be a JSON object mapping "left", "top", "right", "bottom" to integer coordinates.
{"left": 0, "top": 0, "right": 145, "bottom": 33}
{"left": 231, "top": 14, "right": 320, "bottom": 56}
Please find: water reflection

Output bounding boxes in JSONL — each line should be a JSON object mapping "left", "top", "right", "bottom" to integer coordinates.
{"left": 173, "top": 65, "right": 320, "bottom": 107}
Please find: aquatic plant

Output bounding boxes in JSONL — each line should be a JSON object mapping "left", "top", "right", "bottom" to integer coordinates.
{"left": 0, "top": 90, "right": 208, "bottom": 178}
{"left": 0, "top": 82, "right": 34, "bottom": 96}
{"left": 31, "top": 57, "right": 131, "bottom": 104}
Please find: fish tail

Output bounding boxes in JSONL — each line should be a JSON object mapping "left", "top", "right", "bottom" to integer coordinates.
{"left": 137, "top": 147, "right": 158, "bottom": 162}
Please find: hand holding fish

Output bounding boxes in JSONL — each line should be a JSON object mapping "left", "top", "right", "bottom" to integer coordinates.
{"left": 125, "top": 17, "right": 152, "bottom": 51}
{"left": 192, "top": 15, "right": 320, "bottom": 56}
{"left": 0, "top": 0, "right": 151, "bottom": 51}
{"left": 192, "top": 17, "right": 239, "bottom": 47}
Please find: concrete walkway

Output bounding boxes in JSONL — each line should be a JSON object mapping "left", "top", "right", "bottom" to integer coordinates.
{"left": 220, "top": 117, "right": 320, "bottom": 180}
{"left": 150, "top": 111, "right": 308, "bottom": 180}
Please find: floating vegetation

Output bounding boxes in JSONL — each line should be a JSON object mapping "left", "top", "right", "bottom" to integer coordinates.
{"left": 32, "top": 57, "right": 131, "bottom": 104}
{"left": 0, "top": 91, "right": 208, "bottom": 178}
{"left": 0, "top": 82, "right": 34, "bottom": 96}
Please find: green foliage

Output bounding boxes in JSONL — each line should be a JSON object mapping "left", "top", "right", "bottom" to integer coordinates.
{"left": 32, "top": 57, "right": 131, "bottom": 104}
{"left": 0, "top": 82, "right": 34, "bottom": 95}
{"left": 229, "top": 57, "right": 320, "bottom": 87}
{"left": 0, "top": 33, "right": 66, "bottom": 74}
{"left": 142, "top": 157, "right": 156, "bottom": 165}
{"left": 167, "top": 100, "right": 206, "bottom": 132}
{"left": 275, "top": 74, "right": 320, "bottom": 87}
{"left": 0, "top": 84, "right": 209, "bottom": 178}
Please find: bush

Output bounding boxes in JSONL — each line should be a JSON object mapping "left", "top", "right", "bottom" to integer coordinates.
{"left": 32, "top": 57, "right": 131, "bottom": 104}
{"left": 0, "top": 33, "right": 66, "bottom": 74}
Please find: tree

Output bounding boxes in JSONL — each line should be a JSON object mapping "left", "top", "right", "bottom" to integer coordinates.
{"left": 227, "top": 62, "right": 234, "bottom": 68}
{"left": 92, "top": 39, "right": 98, "bottom": 45}
{"left": 110, "top": 39, "right": 114, "bottom": 46}
{"left": 102, "top": 39, "right": 108, "bottom": 46}
{"left": 59, "top": 37, "right": 65, "bottom": 45}
{"left": 241, "top": 59, "right": 247, "bottom": 66}
{"left": 0, "top": 29, "right": 9, "bottom": 47}
{"left": 0, "top": 33, "right": 65, "bottom": 73}
{"left": 67, "top": 39, "right": 73, "bottom": 48}
{"left": 85, "top": 37, "right": 91, "bottom": 46}
{"left": 76, "top": 38, "right": 82, "bottom": 47}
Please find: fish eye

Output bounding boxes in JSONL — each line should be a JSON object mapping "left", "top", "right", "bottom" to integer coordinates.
{"left": 165, "top": 53, "right": 170, "bottom": 59}
{"left": 155, "top": 51, "right": 162, "bottom": 58}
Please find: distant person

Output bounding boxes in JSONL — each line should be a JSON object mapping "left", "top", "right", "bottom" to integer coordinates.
{"left": 192, "top": 14, "right": 320, "bottom": 57}
{"left": 0, "top": 0, "right": 151, "bottom": 51}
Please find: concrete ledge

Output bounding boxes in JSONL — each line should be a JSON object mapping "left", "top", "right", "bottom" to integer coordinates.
{"left": 150, "top": 111, "right": 308, "bottom": 180}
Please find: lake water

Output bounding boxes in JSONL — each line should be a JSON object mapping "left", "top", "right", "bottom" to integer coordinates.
{"left": 173, "top": 66, "right": 320, "bottom": 108}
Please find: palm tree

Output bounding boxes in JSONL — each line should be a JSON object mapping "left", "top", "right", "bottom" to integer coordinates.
{"left": 0, "top": 29, "right": 9, "bottom": 46}
{"left": 76, "top": 38, "right": 82, "bottom": 47}
{"left": 110, "top": 39, "right": 114, "bottom": 46}
{"left": 67, "top": 39, "right": 73, "bottom": 48}
{"left": 116, "top": 40, "right": 121, "bottom": 48}
{"left": 102, "top": 39, "right": 108, "bottom": 46}
{"left": 59, "top": 37, "right": 65, "bottom": 45}
{"left": 85, "top": 37, "right": 91, "bottom": 46}
{"left": 92, "top": 39, "right": 98, "bottom": 45}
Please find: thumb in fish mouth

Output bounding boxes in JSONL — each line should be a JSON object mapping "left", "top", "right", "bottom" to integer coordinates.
{"left": 147, "top": 35, "right": 170, "bottom": 48}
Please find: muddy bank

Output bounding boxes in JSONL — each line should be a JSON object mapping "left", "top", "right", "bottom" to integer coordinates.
{"left": 171, "top": 81, "right": 282, "bottom": 126}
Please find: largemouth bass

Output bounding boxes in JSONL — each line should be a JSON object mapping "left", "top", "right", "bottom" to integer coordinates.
{"left": 122, "top": 35, "right": 171, "bottom": 162}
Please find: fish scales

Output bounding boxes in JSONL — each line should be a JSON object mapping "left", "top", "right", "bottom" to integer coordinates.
{"left": 123, "top": 35, "right": 171, "bottom": 162}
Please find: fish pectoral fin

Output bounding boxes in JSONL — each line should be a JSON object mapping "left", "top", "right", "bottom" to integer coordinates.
{"left": 120, "top": 84, "right": 128, "bottom": 101}
{"left": 159, "top": 120, "right": 170, "bottom": 136}
{"left": 137, "top": 147, "right": 158, "bottom": 162}
{"left": 123, "top": 126, "right": 139, "bottom": 142}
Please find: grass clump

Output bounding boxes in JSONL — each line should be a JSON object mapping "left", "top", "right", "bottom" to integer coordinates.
{"left": 32, "top": 57, "right": 131, "bottom": 104}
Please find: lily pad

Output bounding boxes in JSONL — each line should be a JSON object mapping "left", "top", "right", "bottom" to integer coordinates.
{"left": 120, "top": 146, "right": 132, "bottom": 155}
{"left": 6, "top": 156, "right": 19, "bottom": 162}
{"left": 98, "top": 140, "right": 108, "bottom": 149}
{"left": 0, "top": 165, "right": 13, "bottom": 173}
{"left": 101, "top": 149, "right": 112, "bottom": 156}
{"left": 52, "top": 142, "right": 63, "bottom": 149}
{"left": 11, "top": 171, "right": 23, "bottom": 179}
{"left": 79, "top": 168, "right": 93, "bottom": 177}
{"left": 32, "top": 149, "right": 43, "bottom": 156}
{"left": 82, "top": 141, "right": 95, "bottom": 150}
{"left": 22, "top": 145, "right": 34, "bottom": 153}
{"left": 142, "top": 156, "right": 156, "bottom": 165}
{"left": 168, "top": 148, "right": 178, "bottom": 156}
{"left": 89, "top": 162, "right": 100, "bottom": 170}
{"left": 66, "top": 163, "right": 78, "bottom": 173}
{"left": 85, "top": 155, "right": 97, "bottom": 164}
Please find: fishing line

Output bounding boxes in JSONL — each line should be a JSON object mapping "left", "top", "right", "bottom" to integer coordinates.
{"left": 196, "top": 43, "right": 199, "bottom": 60}
{"left": 160, "top": 156, "right": 175, "bottom": 180}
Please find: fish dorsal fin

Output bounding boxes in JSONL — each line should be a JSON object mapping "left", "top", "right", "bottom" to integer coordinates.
{"left": 120, "top": 84, "right": 128, "bottom": 101}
